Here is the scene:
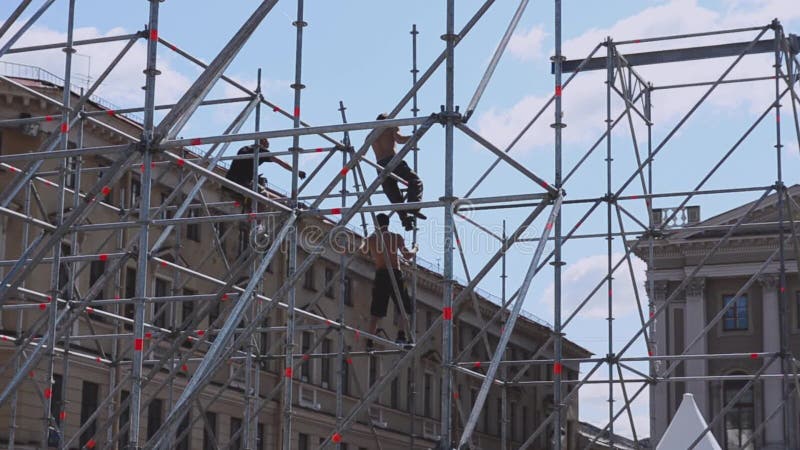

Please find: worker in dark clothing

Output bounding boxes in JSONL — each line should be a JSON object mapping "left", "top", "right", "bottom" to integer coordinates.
{"left": 371, "top": 113, "right": 425, "bottom": 231}
{"left": 225, "top": 138, "right": 305, "bottom": 196}
{"left": 360, "top": 213, "right": 417, "bottom": 348}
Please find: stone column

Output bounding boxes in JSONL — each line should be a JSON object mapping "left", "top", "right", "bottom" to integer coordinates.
{"left": 759, "top": 274, "right": 784, "bottom": 450}
{"left": 651, "top": 280, "right": 670, "bottom": 444}
{"left": 684, "top": 277, "right": 708, "bottom": 418}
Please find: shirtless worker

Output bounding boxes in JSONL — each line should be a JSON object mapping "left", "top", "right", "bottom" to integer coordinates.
{"left": 361, "top": 213, "right": 418, "bottom": 348}
{"left": 225, "top": 138, "right": 306, "bottom": 200}
{"left": 372, "top": 113, "right": 425, "bottom": 231}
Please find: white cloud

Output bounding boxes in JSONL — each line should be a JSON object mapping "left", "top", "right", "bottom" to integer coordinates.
{"left": 0, "top": 24, "right": 193, "bottom": 108}
{"left": 539, "top": 252, "right": 647, "bottom": 319}
{"left": 478, "top": 0, "right": 800, "bottom": 154}
{"left": 508, "top": 25, "right": 548, "bottom": 62}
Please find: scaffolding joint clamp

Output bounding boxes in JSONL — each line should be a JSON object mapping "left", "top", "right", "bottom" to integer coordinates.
{"left": 436, "top": 107, "right": 462, "bottom": 125}
{"left": 601, "top": 193, "right": 617, "bottom": 204}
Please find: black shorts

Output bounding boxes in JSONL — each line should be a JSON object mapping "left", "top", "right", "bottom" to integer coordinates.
{"left": 371, "top": 269, "right": 412, "bottom": 318}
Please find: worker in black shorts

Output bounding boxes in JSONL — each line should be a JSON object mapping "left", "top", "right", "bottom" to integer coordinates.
{"left": 225, "top": 138, "right": 305, "bottom": 202}
{"left": 361, "top": 213, "right": 417, "bottom": 348}
{"left": 370, "top": 113, "right": 425, "bottom": 231}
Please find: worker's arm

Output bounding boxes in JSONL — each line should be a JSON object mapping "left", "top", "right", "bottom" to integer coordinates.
{"left": 272, "top": 157, "right": 306, "bottom": 179}
{"left": 400, "top": 238, "right": 418, "bottom": 260}
{"left": 393, "top": 128, "right": 411, "bottom": 144}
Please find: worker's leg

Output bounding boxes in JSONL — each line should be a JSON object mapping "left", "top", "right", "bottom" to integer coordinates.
{"left": 392, "top": 269, "right": 413, "bottom": 344}
{"left": 393, "top": 161, "right": 423, "bottom": 204}
{"left": 368, "top": 270, "right": 391, "bottom": 348}
{"left": 377, "top": 160, "right": 410, "bottom": 225}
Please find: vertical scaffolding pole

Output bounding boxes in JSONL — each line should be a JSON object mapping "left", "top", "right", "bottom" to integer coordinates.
{"left": 244, "top": 68, "right": 264, "bottom": 450}
{"left": 43, "top": 1, "right": 76, "bottom": 447}
{"left": 501, "top": 220, "right": 508, "bottom": 450}
{"left": 552, "top": 0, "right": 565, "bottom": 449}
{"left": 284, "top": 1, "right": 306, "bottom": 448}
{"left": 7, "top": 176, "right": 32, "bottom": 450}
{"left": 773, "top": 20, "right": 792, "bottom": 449}
{"left": 409, "top": 23, "right": 420, "bottom": 450}
{"left": 605, "top": 37, "right": 616, "bottom": 450}
{"left": 336, "top": 99, "right": 350, "bottom": 450}
{"left": 129, "top": 2, "right": 160, "bottom": 448}
{"left": 440, "top": 1, "right": 457, "bottom": 448}
{"left": 645, "top": 83, "right": 658, "bottom": 445}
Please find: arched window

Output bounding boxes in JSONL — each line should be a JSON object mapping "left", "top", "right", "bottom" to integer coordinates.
{"left": 723, "top": 374, "right": 754, "bottom": 450}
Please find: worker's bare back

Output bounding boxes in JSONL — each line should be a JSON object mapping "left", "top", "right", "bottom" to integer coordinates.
{"left": 371, "top": 128, "right": 400, "bottom": 161}
{"left": 366, "top": 230, "right": 406, "bottom": 270}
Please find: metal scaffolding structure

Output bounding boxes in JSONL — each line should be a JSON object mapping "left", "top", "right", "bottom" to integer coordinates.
{"left": 0, "top": 1, "right": 799, "bottom": 449}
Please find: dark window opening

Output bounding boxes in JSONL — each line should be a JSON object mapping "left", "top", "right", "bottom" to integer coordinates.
{"left": 80, "top": 381, "right": 99, "bottom": 447}
{"left": 723, "top": 295, "right": 749, "bottom": 331}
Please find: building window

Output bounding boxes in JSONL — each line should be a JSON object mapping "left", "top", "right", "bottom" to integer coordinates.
{"left": 257, "top": 423, "right": 265, "bottom": 450}
{"left": 176, "top": 411, "right": 191, "bottom": 450}
{"left": 229, "top": 417, "right": 242, "bottom": 450}
{"left": 340, "top": 348, "right": 350, "bottom": 396}
{"left": 470, "top": 388, "right": 479, "bottom": 431}
{"left": 298, "top": 433, "right": 309, "bottom": 450}
{"left": 796, "top": 291, "right": 800, "bottom": 329}
{"left": 238, "top": 225, "right": 248, "bottom": 254}
{"left": 51, "top": 374, "right": 64, "bottom": 426}
{"left": 301, "top": 332, "right": 312, "bottom": 382}
{"left": 344, "top": 276, "right": 352, "bottom": 306}
{"left": 119, "top": 390, "right": 130, "bottom": 448}
{"left": 522, "top": 405, "right": 529, "bottom": 441}
{"left": 496, "top": 397, "right": 503, "bottom": 436}
{"left": 390, "top": 376, "right": 399, "bottom": 409}
{"left": 160, "top": 192, "right": 171, "bottom": 220}
{"left": 58, "top": 243, "right": 71, "bottom": 297}
{"left": 510, "top": 401, "right": 518, "bottom": 441}
{"left": 723, "top": 295, "right": 748, "bottom": 331}
{"left": 321, "top": 338, "right": 332, "bottom": 388}
{"left": 203, "top": 411, "right": 217, "bottom": 450}
{"left": 146, "top": 398, "right": 163, "bottom": 440}
{"left": 260, "top": 317, "right": 272, "bottom": 371}
{"left": 723, "top": 376, "right": 755, "bottom": 450}
{"left": 324, "top": 267, "right": 335, "bottom": 298}
{"left": 423, "top": 372, "right": 433, "bottom": 418}
{"left": 215, "top": 222, "right": 227, "bottom": 254}
{"left": 369, "top": 354, "right": 379, "bottom": 387}
{"left": 80, "top": 381, "right": 99, "bottom": 447}
{"left": 304, "top": 264, "right": 316, "bottom": 291}
{"left": 406, "top": 368, "right": 414, "bottom": 412}
{"left": 65, "top": 156, "right": 77, "bottom": 189}
{"left": 90, "top": 259, "right": 106, "bottom": 304}
{"left": 124, "top": 267, "right": 136, "bottom": 319}
{"left": 187, "top": 209, "right": 201, "bottom": 242}
{"left": 182, "top": 287, "right": 196, "bottom": 327}
{"left": 130, "top": 178, "right": 141, "bottom": 210}
{"left": 153, "top": 278, "right": 170, "bottom": 328}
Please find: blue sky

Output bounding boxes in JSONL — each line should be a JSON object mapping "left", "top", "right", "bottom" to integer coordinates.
{"left": 3, "top": 0, "right": 800, "bottom": 440}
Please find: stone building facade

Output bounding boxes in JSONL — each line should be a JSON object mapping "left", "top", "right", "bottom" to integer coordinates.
{"left": 639, "top": 191, "right": 800, "bottom": 449}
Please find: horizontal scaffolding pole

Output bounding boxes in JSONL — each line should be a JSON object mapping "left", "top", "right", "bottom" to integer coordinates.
{"left": 4, "top": 32, "right": 141, "bottom": 54}
{"left": 163, "top": 116, "right": 430, "bottom": 149}
{"left": 561, "top": 35, "right": 777, "bottom": 73}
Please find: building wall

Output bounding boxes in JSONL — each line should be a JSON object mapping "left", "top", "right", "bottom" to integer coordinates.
{"left": 647, "top": 240, "right": 800, "bottom": 448}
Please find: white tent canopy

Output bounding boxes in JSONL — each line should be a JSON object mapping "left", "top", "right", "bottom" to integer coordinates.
{"left": 657, "top": 393, "right": 722, "bottom": 450}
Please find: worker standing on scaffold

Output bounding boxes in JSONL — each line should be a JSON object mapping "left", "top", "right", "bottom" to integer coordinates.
{"left": 372, "top": 113, "right": 425, "bottom": 231}
{"left": 225, "top": 138, "right": 305, "bottom": 205}
{"left": 361, "top": 213, "right": 418, "bottom": 348}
